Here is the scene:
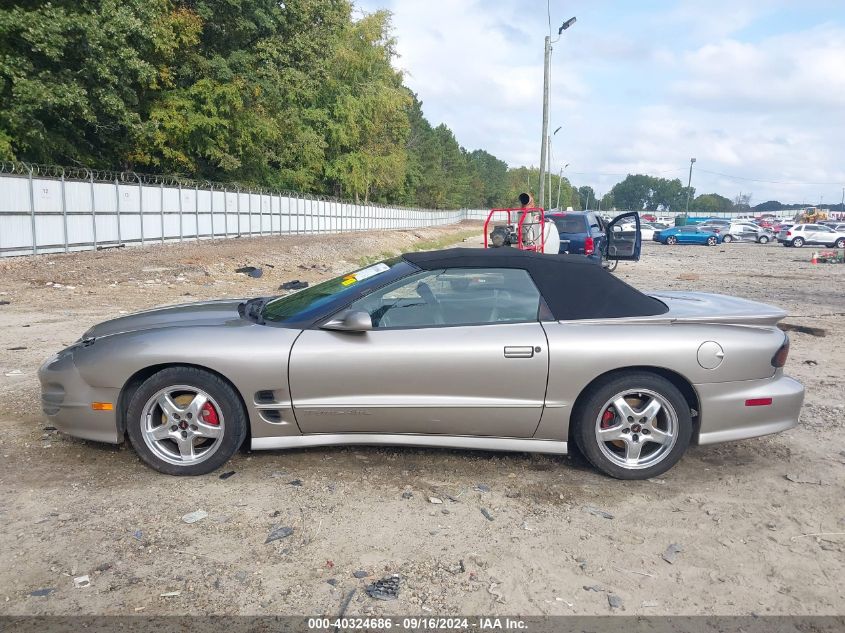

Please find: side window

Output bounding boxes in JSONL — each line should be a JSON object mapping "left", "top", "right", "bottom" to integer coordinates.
{"left": 347, "top": 268, "right": 542, "bottom": 329}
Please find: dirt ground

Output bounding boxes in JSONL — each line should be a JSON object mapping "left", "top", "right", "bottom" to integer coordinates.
{"left": 0, "top": 224, "right": 843, "bottom": 617}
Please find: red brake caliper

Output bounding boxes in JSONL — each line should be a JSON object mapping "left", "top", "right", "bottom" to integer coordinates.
{"left": 601, "top": 408, "right": 615, "bottom": 428}
{"left": 200, "top": 402, "right": 219, "bottom": 425}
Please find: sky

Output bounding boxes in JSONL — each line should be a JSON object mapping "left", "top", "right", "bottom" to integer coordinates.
{"left": 353, "top": 0, "right": 845, "bottom": 205}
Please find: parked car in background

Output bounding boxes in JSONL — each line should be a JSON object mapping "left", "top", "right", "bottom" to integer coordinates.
{"left": 773, "top": 221, "right": 794, "bottom": 233}
{"left": 653, "top": 226, "right": 723, "bottom": 246}
{"left": 778, "top": 223, "right": 845, "bottom": 248}
{"left": 621, "top": 220, "right": 660, "bottom": 241}
{"left": 547, "top": 211, "right": 606, "bottom": 264}
{"left": 720, "top": 222, "right": 775, "bottom": 244}
{"left": 698, "top": 218, "right": 730, "bottom": 227}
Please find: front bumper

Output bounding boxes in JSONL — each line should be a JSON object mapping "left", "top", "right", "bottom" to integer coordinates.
{"left": 38, "top": 351, "right": 121, "bottom": 443}
{"left": 695, "top": 372, "right": 804, "bottom": 445}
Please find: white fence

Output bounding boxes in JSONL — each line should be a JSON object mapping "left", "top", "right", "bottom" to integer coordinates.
{"left": 0, "top": 163, "right": 487, "bottom": 257}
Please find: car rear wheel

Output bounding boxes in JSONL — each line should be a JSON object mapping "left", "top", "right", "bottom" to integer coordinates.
{"left": 573, "top": 372, "right": 692, "bottom": 479}
{"left": 126, "top": 366, "right": 247, "bottom": 475}
{"left": 792, "top": 237, "right": 804, "bottom": 247}
{"left": 758, "top": 235, "right": 769, "bottom": 244}
{"left": 706, "top": 236, "right": 718, "bottom": 246}
{"left": 722, "top": 234, "right": 733, "bottom": 243}
{"left": 835, "top": 238, "right": 845, "bottom": 249}
{"left": 665, "top": 236, "right": 678, "bottom": 245}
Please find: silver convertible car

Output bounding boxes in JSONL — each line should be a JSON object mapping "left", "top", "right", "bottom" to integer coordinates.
{"left": 39, "top": 249, "right": 803, "bottom": 479}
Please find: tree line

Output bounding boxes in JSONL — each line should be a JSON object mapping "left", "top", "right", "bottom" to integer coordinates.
{"left": 0, "top": 0, "right": 582, "bottom": 209}
{"left": 0, "top": 1, "right": 818, "bottom": 214}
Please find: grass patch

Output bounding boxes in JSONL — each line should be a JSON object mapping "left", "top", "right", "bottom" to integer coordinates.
{"left": 356, "top": 229, "right": 479, "bottom": 267}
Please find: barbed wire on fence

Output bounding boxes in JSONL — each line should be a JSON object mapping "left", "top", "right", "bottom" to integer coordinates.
{"left": 0, "top": 158, "right": 483, "bottom": 257}
{"left": 0, "top": 159, "right": 465, "bottom": 213}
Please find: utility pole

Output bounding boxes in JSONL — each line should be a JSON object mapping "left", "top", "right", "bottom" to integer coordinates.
{"left": 684, "top": 157, "right": 696, "bottom": 216}
{"left": 538, "top": 36, "right": 551, "bottom": 208}
{"left": 538, "top": 17, "right": 576, "bottom": 209}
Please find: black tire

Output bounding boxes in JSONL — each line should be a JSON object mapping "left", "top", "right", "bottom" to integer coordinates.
{"left": 835, "top": 238, "right": 845, "bottom": 249}
{"left": 572, "top": 371, "right": 692, "bottom": 479}
{"left": 792, "top": 237, "right": 804, "bottom": 247}
{"left": 722, "top": 234, "right": 733, "bottom": 243}
{"left": 126, "top": 366, "right": 247, "bottom": 475}
{"left": 758, "top": 235, "right": 769, "bottom": 244}
{"left": 706, "top": 236, "right": 717, "bottom": 246}
{"left": 665, "top": 236, "right": 678, "bottom": 245}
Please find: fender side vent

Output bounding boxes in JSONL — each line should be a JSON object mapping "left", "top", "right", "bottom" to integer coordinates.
{"left": 255, "top": 390, "right": 276, "bottom": 404}
{"left": 260, "top": 409, "right": 283, "bottom": 423}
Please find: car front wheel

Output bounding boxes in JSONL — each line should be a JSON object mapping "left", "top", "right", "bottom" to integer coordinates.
{"left": 706, "top": 236, "right": 718, "bottom": 246}
{"left": 665, "top": 236, "right": 678, "bottom": 245}
{"left": 722, "top": 234, "right": 733, "bottom": 243}
{"left": 126, "top": 366, "right": 247, "bottom": 475}
{"left": 835, "top": 238, "right": 845, "bottom": 249}
{"left": 573, "top": 372, "right": 692, "bottom": 479}
{"left": 792, "top": 237, "right": 805, "bottom": 247}
{"left": 758, "top": 236, "right": 769, "bottom": 244}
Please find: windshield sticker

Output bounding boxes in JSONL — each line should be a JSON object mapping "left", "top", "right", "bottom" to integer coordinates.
{"left": 352, "top": 262, "right": 390, "bottom": 281}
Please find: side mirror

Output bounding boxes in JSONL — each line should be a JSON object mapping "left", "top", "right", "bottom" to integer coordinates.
{"left": 322, "top": 310, "right": 373, "bottom": 332}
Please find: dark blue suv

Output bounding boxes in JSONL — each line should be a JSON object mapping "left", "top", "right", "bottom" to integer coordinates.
{"left": 547, "top": 210, "right": 641, "bottom": 267}
{"left": 547, "top": 211, "right": 607, "bottom": 263}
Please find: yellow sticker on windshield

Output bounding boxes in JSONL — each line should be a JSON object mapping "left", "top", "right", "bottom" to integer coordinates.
{"left": 341, "top": 276, "right": 357, "bottom": 286}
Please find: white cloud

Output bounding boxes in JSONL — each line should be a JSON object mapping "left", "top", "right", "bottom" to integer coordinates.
{"left": 356, "top": 1, "right": 845, "bottom": 203}
{"left": 675, "top": 25, "right": 845, "bottom": 109}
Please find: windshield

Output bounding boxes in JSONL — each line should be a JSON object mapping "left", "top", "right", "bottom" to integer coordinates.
{"left": 552, "top": 215, "right": 588, "bottom": 234}
{"left": 261, "top": 258, "right": 411, "bottom": 324}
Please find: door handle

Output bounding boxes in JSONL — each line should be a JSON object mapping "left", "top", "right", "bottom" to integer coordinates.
{"left": 504, "top": 346, "right": 535, "bottom": 358}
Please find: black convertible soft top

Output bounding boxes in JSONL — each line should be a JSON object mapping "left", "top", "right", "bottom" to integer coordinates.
{"left": 403, "top": 248, "right": 667, "bottom": 321}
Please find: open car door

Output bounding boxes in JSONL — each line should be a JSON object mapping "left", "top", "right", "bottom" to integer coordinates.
{"left": 605, "top": 212, "right": 642, "bottom": 262}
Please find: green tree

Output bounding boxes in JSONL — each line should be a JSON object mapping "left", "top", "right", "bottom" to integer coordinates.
{"left": 136, "top": 0, "right": 348, "bottom": 188}
{"left": 467, "top": 149, "right": 508, "bottom": 208}
{"left": 610, "top": 174, "right": 692, "bottom": 212}
{"left": 577, "top": 185, "right": 596, "bottom": 209}
{"left": 0, "top": 0, "right": 177, "bottom": 165}
{"left": 693, "top": 193, "right": 732, "bottom": 214}
{"left": 322, "top": 10, "right": 410, "bottom": 203}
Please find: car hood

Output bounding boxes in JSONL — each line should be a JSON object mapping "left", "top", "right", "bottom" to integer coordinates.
{"left": 82, "top": 299, "right": 248, "bottom": 339}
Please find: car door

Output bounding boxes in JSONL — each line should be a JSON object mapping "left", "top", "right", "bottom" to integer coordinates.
{"left": 811, "top": 225, "right": 834, "bottom": 244}
{"left": 605, "top": 212, "right": 642, "bottom": 259}
{"left": 288, "top": 267, "right": 549, "bottom": 438}
{"left": 677, "top": 227, "right": 696, "bottom": 244}
{"left": 739, "top": 224, "right": 758, "bottom": 242}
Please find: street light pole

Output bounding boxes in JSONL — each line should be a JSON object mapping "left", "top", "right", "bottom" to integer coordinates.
{"left": 538, "top": 35, "right": 551, "bottom": 208}
{"left": 538, "top": 17, "right": 575, "bottom": 209}
{"left": 684, "top": 157, "right": 696, "bottom": 216}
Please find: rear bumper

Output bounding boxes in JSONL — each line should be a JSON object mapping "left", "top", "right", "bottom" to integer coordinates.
{"left": 38, "top": 351, "right": 121, "bottom": 444}
{"left": 695, "top": 373, "right": 804, "bottom": 445}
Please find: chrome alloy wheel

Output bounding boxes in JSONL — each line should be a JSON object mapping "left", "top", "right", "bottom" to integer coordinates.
{"left": 141, "top": 385, "right": 225, "bottom": 466}
{"left": 594, "top": 389, "right": 679, "bottom": 470}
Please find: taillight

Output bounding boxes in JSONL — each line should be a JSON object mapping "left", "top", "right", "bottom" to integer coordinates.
{"left": 786, "top": 230, "right": 792, "bottom": 236}
{"left": 772, "top": 336, "right": 790, "bottom": 367}
{"left": 584, "top": 236, "right": 594, "bottom": 255}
